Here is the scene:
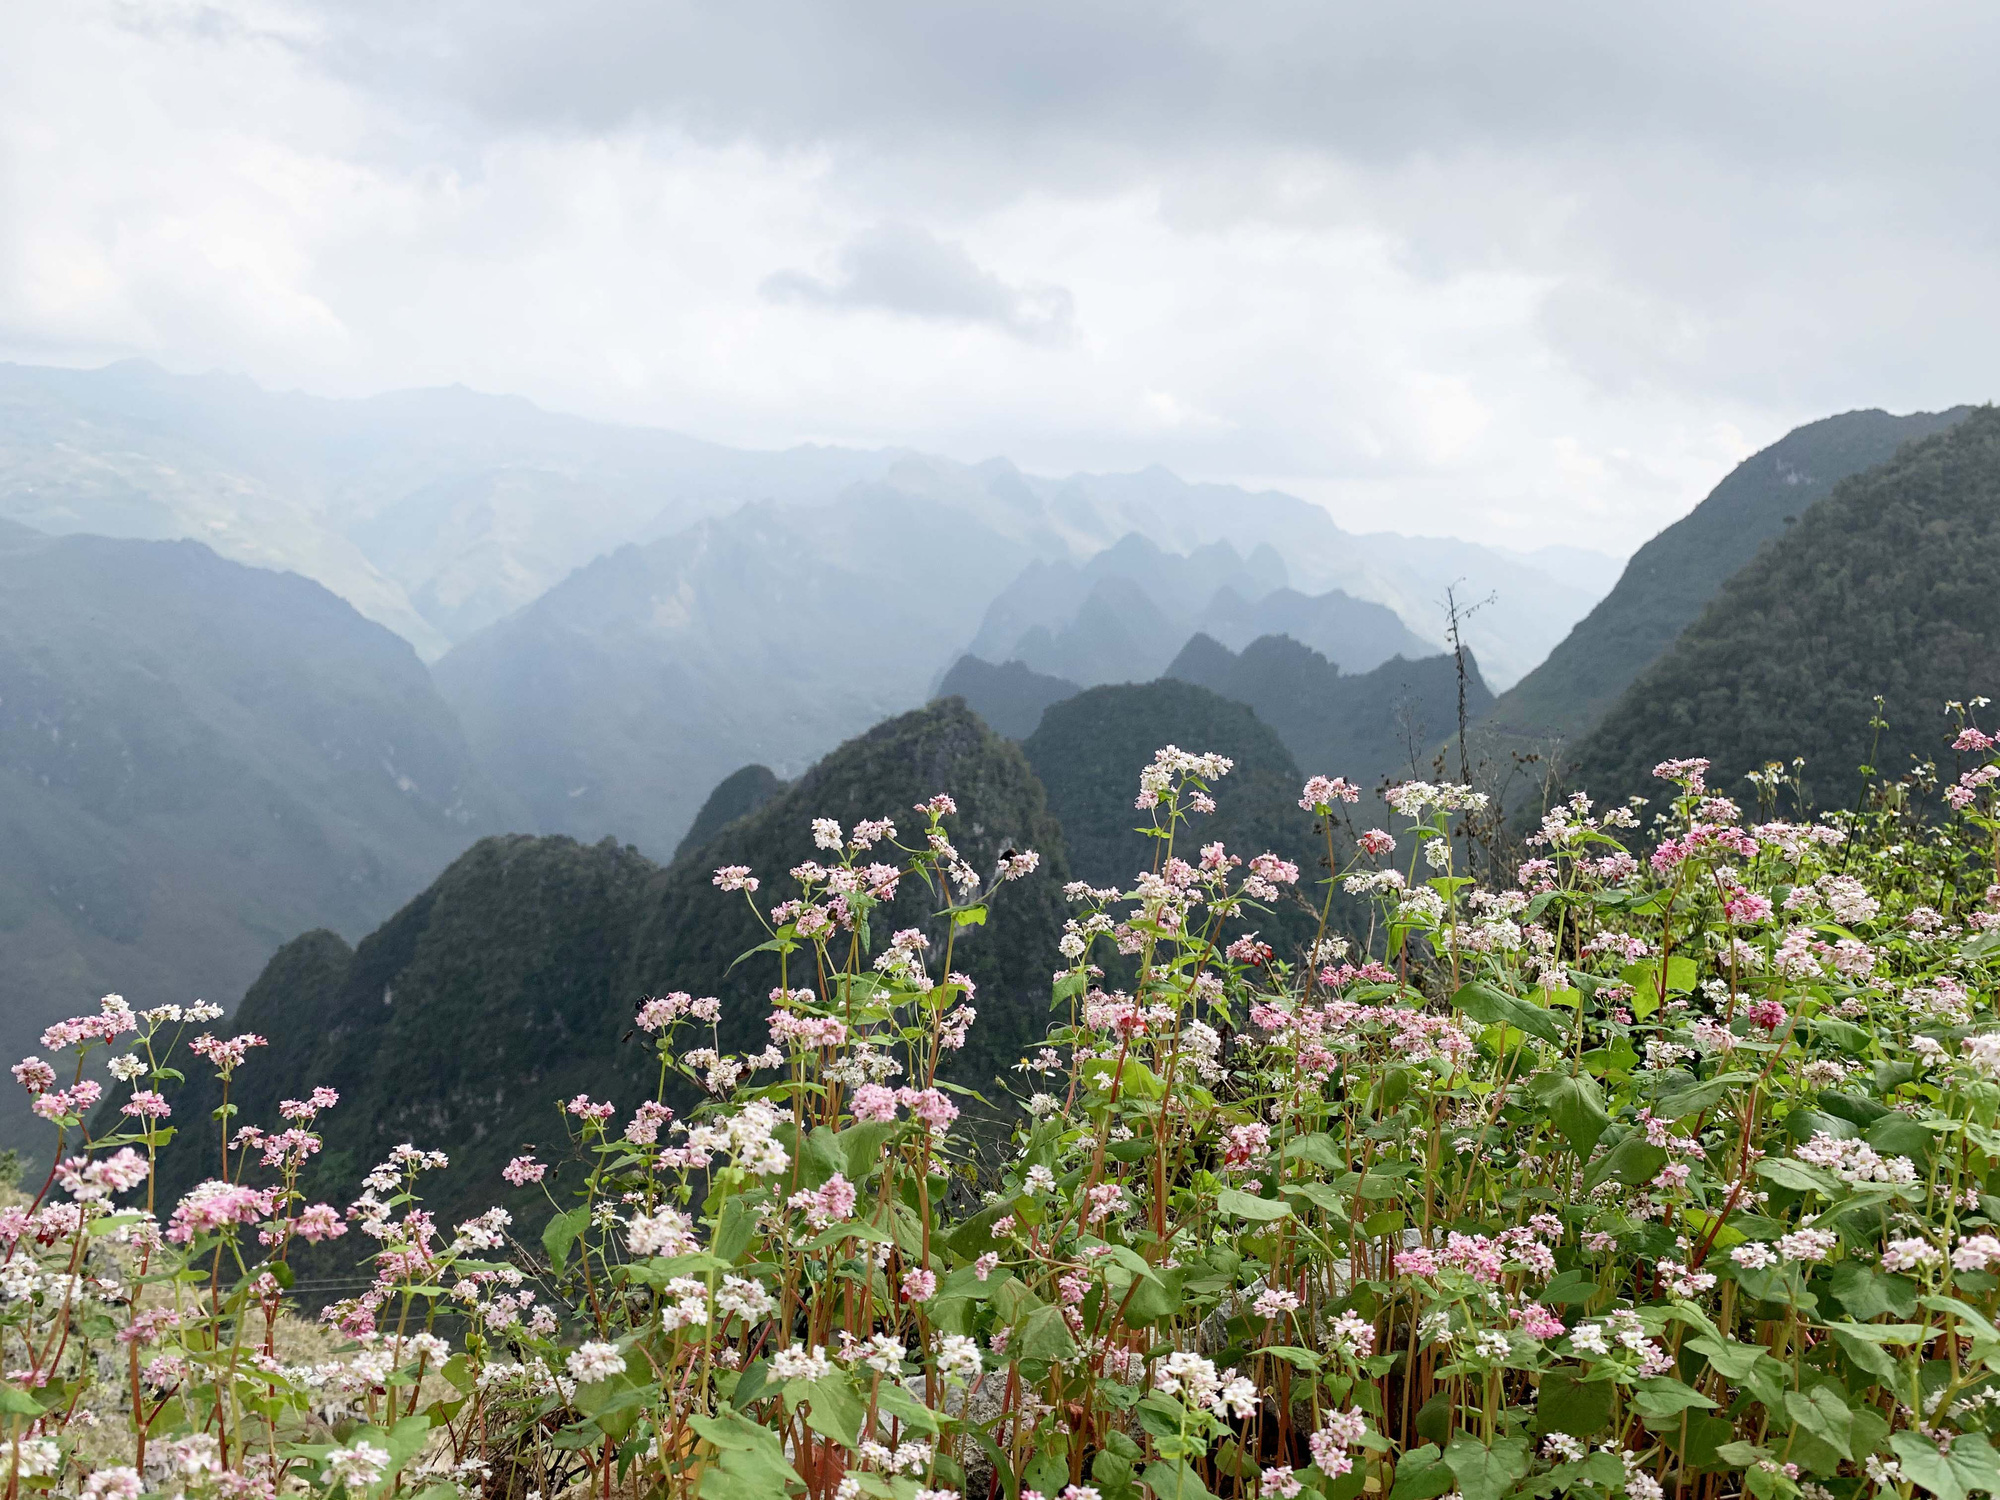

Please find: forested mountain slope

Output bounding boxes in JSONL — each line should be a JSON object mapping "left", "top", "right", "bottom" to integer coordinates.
{"left": 1566, "top": 406, "right": 2000, "bottom": 810}
{"left": 1167, "top": 634, "right": 1485, "bottom": 791}
{"left": 1471, "top": 406, "right": 1972, "bottom": 788}
{"left": 143, "top": 701, "right": 1071, "bottom": 1229}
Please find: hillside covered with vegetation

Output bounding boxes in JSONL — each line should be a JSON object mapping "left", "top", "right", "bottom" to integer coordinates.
{"left": 1566, "top": 405, "right": 2000, "bottom": 808}
{"left": 1167, "top": 632, "right": 1485, "bottom": 791}
{"left": 145, "top": 700, "right": 1072, "bottom": 1228}
{"left": 1472, "top": 406, "right": 1971, "bottom": 792}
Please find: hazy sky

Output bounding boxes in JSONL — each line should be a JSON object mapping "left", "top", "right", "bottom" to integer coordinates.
{"left": 5, "top": 2, "right": 1996, "bottom": 553}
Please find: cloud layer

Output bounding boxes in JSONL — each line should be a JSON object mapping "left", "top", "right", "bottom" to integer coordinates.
{"left": 3, "top": 1, "right": 1994, "bottom": 552}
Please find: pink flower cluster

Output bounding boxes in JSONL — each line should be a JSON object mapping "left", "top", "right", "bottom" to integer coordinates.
{"left": 636, "top": 992, "right": 721, "bottom": 1032}
{"left": 1299, "top": 775, "right": 1361, "bottom": 810}
{"left": 166, "top": 1180, "right": 278, "bottom": 1243}
{"left": 188, "top": 1032, "right": 268, "bottom": 1072}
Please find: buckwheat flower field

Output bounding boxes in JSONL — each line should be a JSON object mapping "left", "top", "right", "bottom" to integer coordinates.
{"left": 6, "top": 725, "right": 2000, "bottom": 1500}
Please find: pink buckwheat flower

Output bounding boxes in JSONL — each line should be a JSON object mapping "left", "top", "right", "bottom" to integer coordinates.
{"left": 502, "top": 1155, "right": 546, "bottom": 1186}
{"left": 851, "top": 1084, "right": 899, "bottom": 1123}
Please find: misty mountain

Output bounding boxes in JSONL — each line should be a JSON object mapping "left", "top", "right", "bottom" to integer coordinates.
{"left": 1565, "top": 406, "right": 2000, "bottom": 810}
{"left": 0, "top": 360, "right": 914, "bottom": 653}
{"left": 432, "top": 489, "right": 1044, "bottom": 857}
{"left": 936, "top": 657, "right": 1081, "bottom": 739}
{"left": 1468, "top": 406, "right": 1973, "bottom": 791}
{"left": 1166, "top": 633, "right": 1488, "bottom": 790}
{"left": 0, "top": 524, "right": 511, "bottom": 1153}
{"left": 0, "top": 363, "right": 1616, "bottom": 685}
{"left": 966, "top": 532, "right": 1435, "bottom": 686}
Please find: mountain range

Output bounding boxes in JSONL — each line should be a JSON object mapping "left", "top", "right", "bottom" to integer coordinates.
{"left": 13, "top": 359, "right": 1994, "bottom": 1171}
{"left": 142, "top": 700, "right": 1078, "bottom": 1232}
{"left": 0, "top": 361, "right": 1613, "bottom": 688}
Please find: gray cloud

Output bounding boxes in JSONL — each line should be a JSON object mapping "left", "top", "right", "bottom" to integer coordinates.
{"left": 761, "top": 224, "right": 1075, "bottom": 344}
{"left": 6, "top": 0, "right": 1998, "bottom": 554}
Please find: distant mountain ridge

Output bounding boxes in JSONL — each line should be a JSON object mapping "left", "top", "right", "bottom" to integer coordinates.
{"left": 1469, "top": 405, "right": 1974, "bottom": 796}
{"left": 936, "top": 657, "right": 1081, "bottom": 739}
{"left": 966, "top": 532, "right": 1435, "bottom": 686}
{"left": 433, "top": 488, "right": 1043, "bottom": 857}
{"left": 0, "top": 362, "right": 1617, "bottom": 687}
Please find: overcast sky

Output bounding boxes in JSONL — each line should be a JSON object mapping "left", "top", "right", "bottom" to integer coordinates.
{"left": 4, "top": 2, "right": 1996, "bottom": 553}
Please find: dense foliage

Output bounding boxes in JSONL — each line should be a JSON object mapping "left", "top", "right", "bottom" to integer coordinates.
{"left": 14, "top": 669, "right": 2000, "bottom": 1500}
{"left": 1566, "top": 408, "right": 2000, "bottom": 811}
{"left": 1471, "top": 406, "right": 1971, "bottom": 790}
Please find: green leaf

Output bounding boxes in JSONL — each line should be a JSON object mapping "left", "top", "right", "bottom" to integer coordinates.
{"left": 1825, "top": 1325, "right": 1900, "bottom": 1381}
{"left": 834, "top": 1120, "right": 899, "bottom": 1182}
{"left": 1686, "top": 1336, "right": 1771, "bottom": 1382}
{"left": 1830, "top": 1262, "right": 1917, "bottom": 1320}
{"left": 1017, "top": 1303, "right": 1079, "bottom": 1363}
{"left": 793, "top": 1373, "right": 863, "bottom": 1448}
{"left": 691, "top": 1409, "right": 803, "bottom": 1499}
{"left": 1534, "top": 1372, "right": 1613, "bottom": 1437}
{"left": 1140, "top": 1460, "right": 1218, "bottom": 1500}
{"left": 1527, "top": 1070, "right": 1610, "bottom": 1160}
{"left": 1656, "top": 1071, "right": 1760, "bottom": 1120}
{"left": 1443, "top": 1434, "right": 1529, "bottom": 1500}
{"left": 1262, "top": 1346, "right": 1323, "bottom": 1372}
{"left": 1947, "top": 1432, "right": 2000, "bottom": 1497}
{"left": 1893, "top": 1429, "right": 1966, "bottom": 1500}
{"left": 1389, "top": 1445, "right": 1453, "bottom": 1500}
{"left": 713, "top": 1196, "right": 757, "bottom": 1264}
{"left": 1811, "top": 1017, "right": 1872, "bottom": 1056}
{"left": 1754, "top": 1157, "right": 1839, "bottom": 1195}
{"left": 1783, "top": 1386, "right": 1853, "bottom": 1460}
{"left": 873, "top": 1380, "right": 941, "bottom": 1436}
{"left": 1281, "top": 1132, "right": 1343, "bottom": 1169}
{"left": 0, "top": 1385, "right": 42, "bottom": 1416}
{"left": 1217, "top": 1186, "right": 1291, "bottom": 1222}
{"left": 1633, "top": 1380, "right": 1716, "bottom": 1421}
{"left": 1453, "top": 981, "right": 1563, "bottom": 1046}
{"left": 1582, "top": 1132, "right": 1668, "bottom": 1193}
{"left": 541, "top": 1206, "right": 590, "bottom": 1274}
{"left": 1713, "top": 1441, "right": 1769, "bottom": 1470}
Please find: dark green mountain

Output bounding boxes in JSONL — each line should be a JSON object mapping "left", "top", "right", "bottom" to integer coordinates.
{"left": 936, "top": 656, "right": 1080, "bottom": 739}
{"left": 1167, "top": 634, "right": 1484, "bottom": 790}
{"left": 0, "top": 524, "right": 510, "bottom": 1155}
{"left": 1565, "top": 406, "right": 2000, "bottom": 810}
{"left": 1021, "top": 680, "right": 1324, "bottom": 955}
{"left": 144, "top": 700, "right": 1071, "bottom": 1231}
{"left": 672, "top": 765, "right": 785, "bottom": 861}
{"left": 1471, "top": 407, "right": 1973, "bottom": 790}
